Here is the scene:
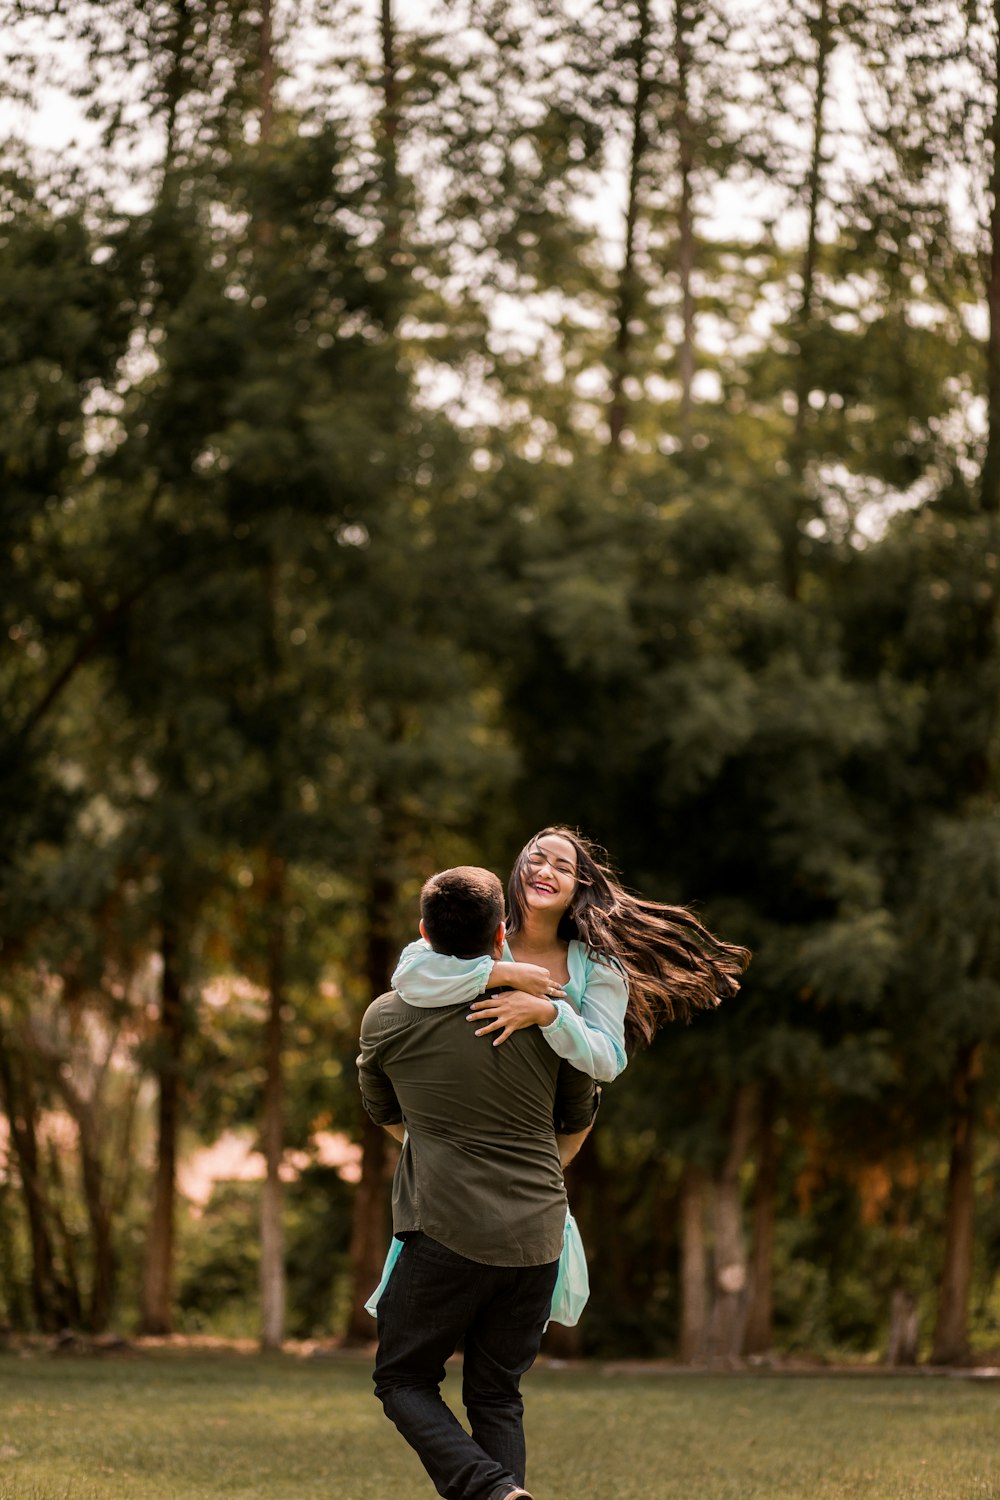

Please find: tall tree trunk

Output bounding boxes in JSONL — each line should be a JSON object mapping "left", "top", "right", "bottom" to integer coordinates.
{"left": 81, "top": 1148, "right": 115, "bottom": 1334}
{"left": 0, "top": 1020, "right": 68, "bottom": 1331}
{"left": 742, "top": 1083, "right": 778, "bottom": 1355}
{"left": 981, "top": 2, "right": 1000, "bottom": 513}
{"left": 608, "top": 0, "right": 651, "bottom": 455}
{"left": 162, "top": 0, "right": 192, "bottom": 178}
{"left": 673, "top": 0, "right": 696, "bottom": 451}
{"left": 139, "top": 911, "right": 185, "bottom": 1334}
{"left": 931, "top": 1041, "right": 981, "bottom": 1364}
{"left": 707, "top": 1083, "right": 756, "bottom": 1359}
{"left": 343, "top": 863, "right": 398, "bottom": 1344}
{"left": 886, "top": 1287, "right": 919, "bottom": 1366}
{"left": 260, "top": 848, "right": 287, "bottom": 1351}
{"left": 678, "top": 1163, "right": 709, "bottom": 1363}
{"left": 259, "top": 0, "right": 275, "bottom": 147}
{"left": 49, "top": 1069, "right": 116, "bottom": 1333}
{"left": 133, "top": 3, "right": 198, "bottom": 1338}
{"left": 783, "top": 0, "right": 831, "bottom": 600}
{"left": 793, "top": 0, "right": 830, "bottom": 436}
{"left": 380, "top": 0, "right": 400, "bottom": 250}
{"left": 343, "top": 1111, "right": 394, "bottom": 1346}
{"left": 0, "top": 1177, "right": 31, "bottom": 1328}
{"left": 254, "top": 7, "right": 288, "bottom": 1354}
{"left": 45, "top": 1139, "right": 84, "bottom": 1326}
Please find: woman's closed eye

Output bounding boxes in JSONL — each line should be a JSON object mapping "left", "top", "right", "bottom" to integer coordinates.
{"left": 527, "top": 854, "right": 575, "bottom": 875}
{"left": 526, "top": 853, "right": 590, "bottom": 886}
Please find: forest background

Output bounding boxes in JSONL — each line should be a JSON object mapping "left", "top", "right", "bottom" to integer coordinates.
{"left": 2, "top": 0, "right": 1000, "bottom": 1368}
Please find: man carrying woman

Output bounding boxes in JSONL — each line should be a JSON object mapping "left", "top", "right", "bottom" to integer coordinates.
{"left": 358, "top": 863, "right": 598, "bottom": 1500}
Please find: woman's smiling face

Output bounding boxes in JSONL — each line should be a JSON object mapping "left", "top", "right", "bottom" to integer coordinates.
{"left": 521, "top": 832, "right": 579, "bottom": 914}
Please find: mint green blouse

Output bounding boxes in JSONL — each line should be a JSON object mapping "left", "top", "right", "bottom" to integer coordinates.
{"left": 390, "top": 937, "right": 628, "bottom": 1082}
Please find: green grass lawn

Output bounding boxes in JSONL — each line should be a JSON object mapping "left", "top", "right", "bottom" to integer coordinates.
{"left": 0, "top": 1350, "right": 998, "bottom": 1500}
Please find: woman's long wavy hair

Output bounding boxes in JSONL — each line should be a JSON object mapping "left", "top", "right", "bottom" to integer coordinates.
{"left": 506, "top": 826, "right": 750, "bottom": 1056}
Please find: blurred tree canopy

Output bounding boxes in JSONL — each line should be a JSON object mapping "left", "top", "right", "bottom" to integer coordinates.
{"left": 1, "top": 0, "right": 999, "bottom": 1365}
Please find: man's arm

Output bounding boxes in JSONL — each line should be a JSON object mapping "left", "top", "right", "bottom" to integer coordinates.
{"left": 556, "top": 1126, "right": 591, "bottom": 1168}
{"left": 382, "top": 1122, "right": 406, "bottom": 1144}
{"left": 357, "top": 999, "right": 405, "bottom": 1129}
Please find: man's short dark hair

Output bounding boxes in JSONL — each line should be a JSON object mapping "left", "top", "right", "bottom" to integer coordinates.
{"left": 420, "top": 867, "right": 504, "bottom": 959}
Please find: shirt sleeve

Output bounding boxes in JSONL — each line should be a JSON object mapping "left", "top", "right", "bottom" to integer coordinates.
{"left": 540, "top": 957, "right": 628, "bottom": 1083}
{"left": 390, "top": 937, "right": 495, "bottom": 1008}
{"left": 357, "top": 1001, "right": 404, "bottom": 1127}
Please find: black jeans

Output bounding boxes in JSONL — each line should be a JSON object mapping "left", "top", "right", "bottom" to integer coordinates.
{"left": 373, "top": 1233, "right": 559, "bottom": 1500}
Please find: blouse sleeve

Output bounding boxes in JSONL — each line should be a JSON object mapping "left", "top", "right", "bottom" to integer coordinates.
{"left": 390, "top": 938, "right": 495, "bottom": 1008}
{"left": 539, "top": 956, "right": 628, "bottom": 1082}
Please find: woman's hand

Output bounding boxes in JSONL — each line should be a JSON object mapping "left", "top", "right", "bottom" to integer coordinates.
{"left": 467, "top": 991, "right": 560, "bottom": 1046}
{"left": 488, "top": 960, "right": 566, "bottom": 1000}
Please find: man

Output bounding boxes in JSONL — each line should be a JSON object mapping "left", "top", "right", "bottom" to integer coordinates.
{"left": 357, "top": 865, "right": 598, "bottom": 1500}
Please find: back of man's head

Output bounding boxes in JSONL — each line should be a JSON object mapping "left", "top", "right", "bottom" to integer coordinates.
{"left": 420, "top": 866, "right": 504, "bottom": 959}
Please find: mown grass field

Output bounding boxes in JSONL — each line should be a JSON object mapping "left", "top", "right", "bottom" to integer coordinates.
{"left": 0, "top": 1349, "right": 998, "bottom": 1500}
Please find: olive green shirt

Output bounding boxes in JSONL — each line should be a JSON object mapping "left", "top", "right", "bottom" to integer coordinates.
{"left": 357, "top": 991, "right": 599, "bottom": 1267}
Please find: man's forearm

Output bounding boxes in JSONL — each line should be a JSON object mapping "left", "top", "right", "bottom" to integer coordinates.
{"left": 556, "top": 1126, "right": 591, "bottom": 1168}
{"left": 382, "top": 1122, "right": 405, "bottom": 1144}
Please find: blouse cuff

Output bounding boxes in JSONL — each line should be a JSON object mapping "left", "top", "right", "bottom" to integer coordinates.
{"left": 541, "top": 1000, "right": 570, "bottom": 1033}
{"left": 471, "top": 955, "right": 495, "bottom": 993}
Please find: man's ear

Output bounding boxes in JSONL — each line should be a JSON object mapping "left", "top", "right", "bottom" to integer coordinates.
{"left": 494, "top": 919, "right": 506, "bottom": 954}
{"left": 419, "top": 918, "right": 429, "bottom": 943}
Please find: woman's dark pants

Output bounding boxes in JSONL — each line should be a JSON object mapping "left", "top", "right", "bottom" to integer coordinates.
{"left": 373, "top": 1233, "right": 558, "bottom": 1500}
